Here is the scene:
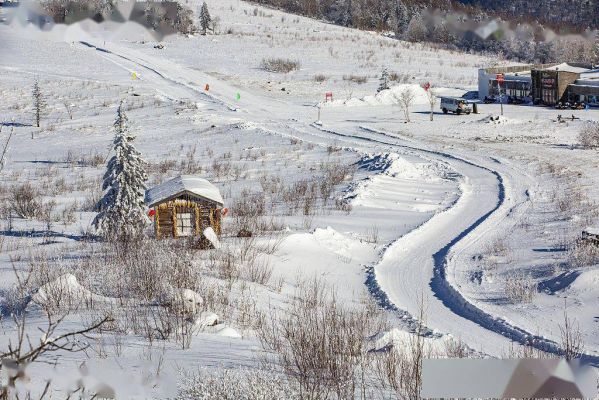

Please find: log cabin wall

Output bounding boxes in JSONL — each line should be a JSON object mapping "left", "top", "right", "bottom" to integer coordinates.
{"left": 154, "top": 196, "right": 221, "bottom": 239}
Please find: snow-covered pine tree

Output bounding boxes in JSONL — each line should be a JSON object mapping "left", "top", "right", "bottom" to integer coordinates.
{"left": 93, "top": 102, "right": 148, "bottom": 240}
{"left": 393, "top": 0, "right": 409, "bottom": 38}
{"left": 199, "top": 2, "right": 211, "bottom": 35}
{"left": 377, "top": 67, "right": 390, "bottom": 93}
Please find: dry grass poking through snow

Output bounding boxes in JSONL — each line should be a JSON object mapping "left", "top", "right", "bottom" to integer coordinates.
{"left": 260, "top": 58, "right": 301, "bottom": 73}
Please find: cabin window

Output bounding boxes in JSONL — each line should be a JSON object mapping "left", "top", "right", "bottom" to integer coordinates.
{"left": 176, "top": 212, "right": 194, "bottom": 236}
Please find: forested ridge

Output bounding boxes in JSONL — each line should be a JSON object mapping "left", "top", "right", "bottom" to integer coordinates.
{"left": 249, "top": 0, "right": 599, "bottom": 64}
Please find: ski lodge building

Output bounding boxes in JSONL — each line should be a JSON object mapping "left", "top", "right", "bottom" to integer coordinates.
{"left": 478, "top": 63, "right": 599, "bottom": 106}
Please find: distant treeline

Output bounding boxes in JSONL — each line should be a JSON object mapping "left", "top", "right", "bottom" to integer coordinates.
{"left": 249, "top": 0, "right": 599, "bottom": 65}
{"left": 42, "top": 0, "right": 196, "bottom": 36}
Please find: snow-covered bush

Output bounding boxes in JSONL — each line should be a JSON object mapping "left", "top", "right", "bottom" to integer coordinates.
{"left": 260, "top": 58, "right": 301, "bottom": 73}
{"left": 579, "top": 121, "right": 599, "bottom": 149}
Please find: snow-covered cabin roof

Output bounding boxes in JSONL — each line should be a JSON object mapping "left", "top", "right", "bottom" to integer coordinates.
{"left": 542, "top": 63, "right": 590, "bottom": 74}
{"left": 584, "top": 227, "right": 599, "bottom": 236}
{"left": 145, "top": 175, "right": 224, "bottom": 207}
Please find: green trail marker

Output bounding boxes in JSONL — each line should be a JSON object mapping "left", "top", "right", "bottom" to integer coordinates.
{"left": 236, "top": 92, "right": 241, "bottom": 101}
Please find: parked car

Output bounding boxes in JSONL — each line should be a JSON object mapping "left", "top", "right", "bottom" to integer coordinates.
{"left": 507, "top": 96, "right": 524, "bottom": 104}
{"left": 483, "top": 95, "right": 496, "bottom": 104}
{"left": 461, "top": 91, "right": 479, "bottom": 100}
{"left": 440, "top": 97, "right": 472, "bottom": 115}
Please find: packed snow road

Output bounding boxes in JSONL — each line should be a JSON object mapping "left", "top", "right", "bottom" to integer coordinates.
{"left": 79, "top": 40, "right": 593, "bottom": 359}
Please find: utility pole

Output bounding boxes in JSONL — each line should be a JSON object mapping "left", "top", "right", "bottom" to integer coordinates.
{"left": 497, "top": 73, "right": 505, "bottom": 116}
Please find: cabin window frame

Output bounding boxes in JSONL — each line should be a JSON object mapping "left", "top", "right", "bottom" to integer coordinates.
{"left": 176, "top": 211, "right": 194, "bottom": 237}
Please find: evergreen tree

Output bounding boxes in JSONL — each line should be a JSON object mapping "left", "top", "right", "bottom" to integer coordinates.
{"left": 199, "top": 2, "right": 211, "bottom": 35}
{"left": 405, "top": 13, "right": 428, "bottom": 43}
{"left": 32, "top": 79, "right": 45, "bottom": 128}
{"left": 93, "top": 102, "right": 148, "bottom": 240}
{"left": 393, "top": 0, "right": 409, "bottom": 38}
{"left": 377, "top": 67, "right": 390, "bottom": 93}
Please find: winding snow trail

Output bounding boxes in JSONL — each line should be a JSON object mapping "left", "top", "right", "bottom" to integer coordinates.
{"left": 79, "top": 40, "right": 597, "bottom": 360}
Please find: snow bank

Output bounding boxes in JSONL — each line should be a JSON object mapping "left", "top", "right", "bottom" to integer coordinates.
{"left": 322, "top": 84, "right": 464, "bottom": 108}
{"left": 216, "top": 326, "right": 241, "bottom": 338}
{"left": 370, "top": 328, "right": 447, "bottom": 354}
{"left": 194, "top": 311, "right": 219, "bottom": 327}
{"left": 32, "top": 274, "right": 112, "bottom": 306}
{"left": 566, "top": 269, "right": 599, "bottom": 294}
{"left": 357, "top": 153, "right": 447, "bottom": 182}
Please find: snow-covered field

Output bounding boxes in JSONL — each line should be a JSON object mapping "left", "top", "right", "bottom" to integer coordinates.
{"left": 1, "top": 0, "right": 599, "bottom": 397}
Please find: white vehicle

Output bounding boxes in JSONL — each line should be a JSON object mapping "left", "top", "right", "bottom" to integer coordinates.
{"left": 440, "top": 97, "right": 472, "bottom": 115}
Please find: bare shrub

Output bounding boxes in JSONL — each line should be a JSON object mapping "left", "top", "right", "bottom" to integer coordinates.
{"left": 0, "top": 261, "right": 111, "bottom": 398}
{"left": 395, "top": 87, "right": 416, "bottom": 122}
{"left": 258, "top": 278, "right": 385, "bottom": 400}
{"left": 568, "top": 240, "right": 599, "bottom": 268}
{"left": 372, "top": 297, "right": 430, "bottom": 400}
{"left": 313, "top": 74, "right": 328, "bottom": 82}
{"left": 10, "top": 183, "right": 41, "bottom": 219}
{"left": 342, "top": 74, "right": 368, "bottom": 84}
{"left": 578, "top": 121, "right": 599, "bottom": 149}
{"left": 484, "top": 235, "right": 509, "bottom": 257}
{"left": 177, "top": 368, "right": 301, "bottom": 399}
{"left": 365, "top": 225, "right": 379, "bottom": 243}
{"left": 260, "top": 58, "right": 301, "bottom": 73}
{"left": 559, "top": 301, "right": 584, "bottom": 360}
{"left": 503, "top": 273, "right": 536, "bottom": 303}
{"left": 443, "top": 337, "right": 469, "bottom": 358}
{"left": 232, "top": 189, "right": 266, "bottom": 233}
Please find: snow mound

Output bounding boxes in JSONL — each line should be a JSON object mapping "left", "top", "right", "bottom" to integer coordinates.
{"left": 194, "top": 311, "right": 219, "bottom": 327}
{"left": 311, "top": 226, "right": 373, "bottom": 261}
{"left": 370, "top": 328, "right": 447, "bottom": 354}
{"left": 322, "top": 84, "right": 464, "bottom": 108}
{"left": 32, "top": 274, "right": 111, "bottom": 306}
{"left": 357, "top": 153, "right": 446, "bottom": 182}
{"left": 167, "top": 288, "right": 204, "bottom": 315}
{"left": 216, "top": 326, "right": 241, "bottom": 338}
{"left": 203, "top": 227, "right": 221, "bottom": 249}
{"left": 565, "top": 269, "right": 599, "bottom": 294}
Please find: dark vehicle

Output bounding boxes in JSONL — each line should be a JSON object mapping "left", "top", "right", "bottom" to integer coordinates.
{"left": 483, "top": 95, "right": 496, "bottom": 104}
{"left": 461, "top": 91, "right": 479, "bottom": 100}
{"left": 507, "top": 96, "right": 524, "bottom": 104}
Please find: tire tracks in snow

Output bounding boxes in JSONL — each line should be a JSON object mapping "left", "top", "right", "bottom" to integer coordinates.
{"left": 319, "top": 125, "right": 599, "bottom": 363}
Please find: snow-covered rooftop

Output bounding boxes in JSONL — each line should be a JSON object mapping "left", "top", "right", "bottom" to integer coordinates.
{"left": 145, "top": 175, "right": 224, "bottom": 207}
{"left": 542, "top": 63, "right": 590, "bottom": 73}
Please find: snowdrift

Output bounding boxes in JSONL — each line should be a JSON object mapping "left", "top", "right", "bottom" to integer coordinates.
{"left": 357, "top": 153, "right": 448, "bottom": 182}
{"left": 32, "top": 274, "right": 113, "bottom": 307}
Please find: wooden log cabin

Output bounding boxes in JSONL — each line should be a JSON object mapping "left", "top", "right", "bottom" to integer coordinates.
{"left": 145, "top": 175, "right": 224, "bottom": 239}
